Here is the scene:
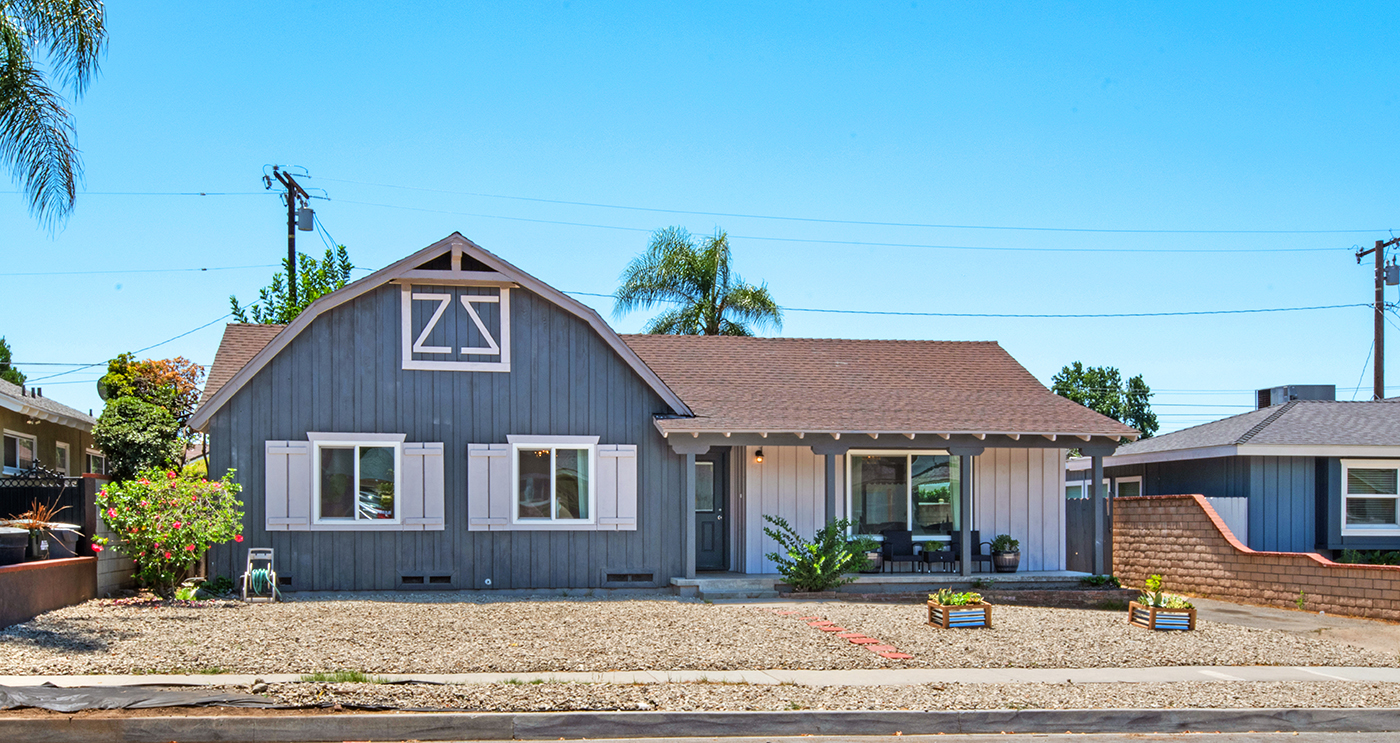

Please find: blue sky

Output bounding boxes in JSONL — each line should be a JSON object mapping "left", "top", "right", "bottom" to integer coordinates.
{"left": 3, "top": 2, "right": 1398, "bottom": 432}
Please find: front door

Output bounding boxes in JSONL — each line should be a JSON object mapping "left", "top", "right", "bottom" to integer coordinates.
{"left": 695, "top": 451, "right": 728, "bottom": 571}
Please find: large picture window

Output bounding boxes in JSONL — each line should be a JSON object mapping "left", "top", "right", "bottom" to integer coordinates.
{"left": 514, "top": 445, "right": 593, "bottom": 522}
{"left": 313, "top": 441, "right": 401, "bottom": 523}
{"left": 3, "top": 430, "right": 36, "bottom": 475}
{"left": 1342, "top": 459, "right": 1400, "bottom": 534}
{"left": 847, "top": 451, "right": 960, "bottom": 540}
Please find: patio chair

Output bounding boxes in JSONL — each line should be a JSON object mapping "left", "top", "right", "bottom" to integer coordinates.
{"left": 948, "top": 530, "right": 993, "bottom": 573}
{"left": 240, "top": 548, "right": 280, "bottom": 603}
{"left": 921, "top": 541, "right": 957, "bottom": 572}
{"left": 879, "top": 529, "right": 920, "bottom": 573}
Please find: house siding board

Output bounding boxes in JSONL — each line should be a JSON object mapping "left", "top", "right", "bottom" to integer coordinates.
{"left": 206, "top": 285, "right": 684, "bottom": 591}
{"left": 1246, "top": 456, "right": 1316, "bottom": 553}
{"left": 744, "top": 446, "right": 826, "bottom": 573}
{"left": 974, "top": 448, "right": 1064, "bottom": 571}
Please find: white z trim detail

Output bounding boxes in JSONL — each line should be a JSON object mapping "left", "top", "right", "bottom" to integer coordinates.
{"left": 459, "top": 294, "right": 501, "bottom": 355}
{"left": 410, "top": 293, "right": 453, "bottom": 354}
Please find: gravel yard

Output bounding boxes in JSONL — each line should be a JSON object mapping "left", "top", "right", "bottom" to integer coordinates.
{"left": 0, "top": 594, "right": 1391, "bottom": 675}
{"left": 259, "top": 680, "right": 1400, "bottom": 711}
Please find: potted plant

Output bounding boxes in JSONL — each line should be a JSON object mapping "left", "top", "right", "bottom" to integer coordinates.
{"left": 1128, "top": 574, "right": 1196, "bottom": 631}
{"left": 927, "top": 588, "right": 993, "bottom": 628}
{"left": 1, "top": 500, "right": 80, "bottom": 561}
{"left": 989, "top": 533, "right": 1020, "bottom": 573}
{"left": 849, "top": 535, "right": 881, "bottom": 573}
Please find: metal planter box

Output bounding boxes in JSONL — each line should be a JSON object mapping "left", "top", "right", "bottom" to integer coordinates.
{"left": 927, "top": 600, "right": 993, "bottom": 629}
{"left": 1128, "top": 601, "right": 1196, "bottom": 631}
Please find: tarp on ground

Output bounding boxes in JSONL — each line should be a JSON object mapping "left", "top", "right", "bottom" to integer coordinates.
{"left": 0, "top": 683, "right": 281, "bottom": 712}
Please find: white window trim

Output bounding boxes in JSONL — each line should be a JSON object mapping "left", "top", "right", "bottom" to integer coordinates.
{"left": 1114, "top": 475, "right": 1143, "bottom": 498}
{"left": 309, "top": 433, "right": 406, "bottom": 526}
{"left": 845, "top": 449, "right": 957, "bottom": 542}
{"left": 3, "top": 429, "right": 38, "bottom": 475}
{"left": 54, "top": 441, "right": 70, "bottom": 476}
{"left": 507, "top": 435, "right": 600, "bottom": 525}
{"left": 85, "top": 448, "right": 106, "bottom": 475}
{"left": 1066, "top": 478, "right": 1109, "bottom": 500}
{"left": 1341, "top": 458, "right": 1400, "bottom": 536}
{"left": 400, "top": 284, "right": 512, "bottom": 372}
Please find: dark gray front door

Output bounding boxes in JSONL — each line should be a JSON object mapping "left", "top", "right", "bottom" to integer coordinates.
{"left": 695, "top": 451, "right": 728, "bottom": 571}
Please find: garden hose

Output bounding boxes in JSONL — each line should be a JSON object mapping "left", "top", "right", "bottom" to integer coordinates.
{"left": 248, "top": 568, "right": 278, "bottom": 600}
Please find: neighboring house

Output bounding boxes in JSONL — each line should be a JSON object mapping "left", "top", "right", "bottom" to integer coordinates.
{"left": 1067, "top": 385, "right": 1400, "bottom": 555}
{"left": 191, "top": 233, "right": 1136, "bottom": 591}
{"left": 0, "top": 379, "right": 102, "bottom": 481}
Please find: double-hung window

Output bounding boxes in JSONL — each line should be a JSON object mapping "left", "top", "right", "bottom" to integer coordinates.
{"left": 3, "top": 430, "right": 36, "bottom": 475}
{"left": 86, "top": 450, "right": 107, "bottom": 476}
{"left": 54, "top": 442, "right": 70, "bottom": 475}
{"left": 512, "top": 439, "right": 595, "bottom": 523}
{"left": 847, "top": 451, "right": 960, "bottom": 541}
{"left": 1342, "top": 459, "right": 1400, "bottom": 535}
{"left": 313, "top": 440, "right": 402, "bottom": 523}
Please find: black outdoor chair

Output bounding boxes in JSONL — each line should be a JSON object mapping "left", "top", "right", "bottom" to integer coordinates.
{"left": 880, "top": 529, "right": 920, "bottom": 573}
{"left": 921, "top": 541, "right": 957, "bottom": 572}
{"left": 947, "top": 530, "right": 993, "bottom": 573}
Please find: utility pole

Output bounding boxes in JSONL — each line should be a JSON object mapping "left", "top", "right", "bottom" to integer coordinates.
{"left": 1356, "top": 237, "right": 1400, "bottom": 400}
{"left": 265, "top": 166, "right": 312, "bottom": 307}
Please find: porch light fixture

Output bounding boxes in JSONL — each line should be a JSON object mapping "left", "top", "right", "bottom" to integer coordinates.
{"left": 754, "top": 449, "right": 765, "bottom": 464}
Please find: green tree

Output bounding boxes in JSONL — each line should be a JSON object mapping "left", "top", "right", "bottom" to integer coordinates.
{"left": 92, "top": 397, "right": 184, "bottom": 481}
{"left": 613, "top": 227, "right": 781, "bottom": 335}
{"left": 1051, "top": 362, "right": 1159, "bottom": 438}
{"left": 230, "top": 245, "right": 354, "bottom": 324}
{"left": 1, "top": 0, "right": 108, "bottom": 228}
{"left": 0, "top": 336, "right": 24, "bottom": 385}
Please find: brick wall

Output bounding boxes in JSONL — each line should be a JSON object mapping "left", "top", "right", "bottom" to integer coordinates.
{"left": 1114, "top": 494, "right": 1400, "bottom": 622}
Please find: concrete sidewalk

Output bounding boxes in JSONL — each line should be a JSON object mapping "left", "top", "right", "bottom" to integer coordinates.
{"left": 3, "top": 665, "right": 1399, "bottom": 688}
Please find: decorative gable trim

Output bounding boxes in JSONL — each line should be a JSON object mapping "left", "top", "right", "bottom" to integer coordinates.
{"left": 189, "top": 233, "right": 691, "bottom": 431}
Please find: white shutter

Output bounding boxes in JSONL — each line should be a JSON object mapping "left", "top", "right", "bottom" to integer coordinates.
{"left": 401, "top": 443, "right": 445, "bottom": 531}
{"left": 265, "top": 441, "right": 310, "bottom": 530}
{"left": 598, "top": 445, "right": 637, "bottom": 531}
{"left": 468, "top": 443, "right": 510, "bottom": 531}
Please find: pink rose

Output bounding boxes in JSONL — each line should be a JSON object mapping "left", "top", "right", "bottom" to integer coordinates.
{"left": 167, "top": 471, "right": 178, "bottom": 480}
{"left": 91, "top": 545, "right": 103, "bottom": 553}
{"left": 163, "top": 551, "right": 171, "bottom": 559}
{"left": 172, "top": 522, "right": 182, "bottom": 529}
{"left": 107, "top": 508, "right": 117, "bottom": 518}
{"left": 138, "top": 479, "right": 149, "bottom": 485}
{"left": 185, "top": 544, "right": 195, "bottom": 552}
{"left": 234, "top": 534, "right": 243, "bottom": 543}
{"left": 211, "top": 482, "right": 223, "bottom": 490}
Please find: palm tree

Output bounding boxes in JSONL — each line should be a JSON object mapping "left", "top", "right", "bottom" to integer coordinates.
{"left": 614, "top": 226, "right": 782, "bottom": 336}
{"left": 1, "top": 1, "right": 108, "bottom": 229}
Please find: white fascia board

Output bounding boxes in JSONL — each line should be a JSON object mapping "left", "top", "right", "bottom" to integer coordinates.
{"left": 189, "top": 233, "right": 693, "bottom": 431}
{"left": 1066, "top": 444, "right": 1242, "bottom": 470}
{"left": 0, "top": 390, "right": 94, "bottom": 432}
{"left": 1237, "top": 444, "right": 1400, "bottom": 459}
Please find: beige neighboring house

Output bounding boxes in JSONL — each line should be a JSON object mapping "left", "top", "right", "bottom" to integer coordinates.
{"left": 0, "top": 379, "right": 102, "bottom": 479}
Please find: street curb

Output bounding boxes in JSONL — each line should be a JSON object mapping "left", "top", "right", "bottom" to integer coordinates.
{"left": 4, "top": 707, "right": 1400, "bottom": 741}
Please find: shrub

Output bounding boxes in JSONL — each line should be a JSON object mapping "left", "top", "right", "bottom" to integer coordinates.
{"left": 1080, "top": 574, "right": 1121, "bottom": 588}
{"left": 1338, "top": 549, "right": 1400, "bottom": 566}
{"left": 928, "top": 588, "right": 984, "bottom": 606}
{"left": 762, "top": 515, "right": 861, "bottom": 592}
{"left": 92, "top": 397, "right": 183, "bottom": 481}
{"left": 95, "top": 469, "right": 244, "bottom": 598}
{"left": 847, "top": 535, "right": 880, "bottom": 571}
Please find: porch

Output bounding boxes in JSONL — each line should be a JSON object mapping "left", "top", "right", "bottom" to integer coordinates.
{"left": 670, "top": 569, "right": 1093, "bottom": 600}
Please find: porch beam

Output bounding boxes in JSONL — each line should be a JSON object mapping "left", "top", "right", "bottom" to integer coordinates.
{"left": 672, "top": 432, "right": 1124, "bottom": 451}
{"left": 824, "top": 451, "right": 837, "bottom": 525}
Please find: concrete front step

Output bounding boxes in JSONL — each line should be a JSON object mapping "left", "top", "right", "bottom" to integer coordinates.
{"left": 698, "top": 590, "right": 781, "bottom": 601}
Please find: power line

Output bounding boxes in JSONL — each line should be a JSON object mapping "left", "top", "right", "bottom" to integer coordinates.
{"left": 1, "top": 191, "right": 271, "bottom": 196}
{"left": 332, "top": 198, "right": 1349, "bottom": 254}
{"left": 26, "top": 314, "right": 232, "bottom": 383}
{"left": 316, "top": 176, "right": 1389, "bottom": 236}
{"left": 1351, "top": 341, "right": 1376, "bottom": 401}
{"left": 564, "top": 289, "right": 1370, "bottom": 319}
{"left": 0, "top": 264, "right": 276, "bottom": 277}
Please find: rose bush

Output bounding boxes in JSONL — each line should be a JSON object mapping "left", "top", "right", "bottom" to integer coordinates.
{"left": 95, "top": 468, "right": 244, "bottom": 598}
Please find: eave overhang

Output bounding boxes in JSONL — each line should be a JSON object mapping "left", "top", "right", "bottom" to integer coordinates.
{"left": 0, "top": 393, "right": 95, "bottom": 432}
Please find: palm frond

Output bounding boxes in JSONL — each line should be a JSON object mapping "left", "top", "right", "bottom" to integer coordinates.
{"left": 721, "top": 281, "right": 783, "bottom": 332}
{"left": 0, "top": 47, "right": 80, "bottom": 228}
{"left": 14, "top": 0, "right": 108, "bottom": 96}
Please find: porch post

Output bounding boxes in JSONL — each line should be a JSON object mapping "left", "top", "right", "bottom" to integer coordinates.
{"left": 1091, "top": 453, "right": 1105, "bottom": 576}
{"left": 684, "top": 452, "right": 697, "bottom": 579}
{"left": 959, "top": 454, "right": 973, "bottom": 577}
{"left": 824, "top": 453, "right": 837, "bottom": 524}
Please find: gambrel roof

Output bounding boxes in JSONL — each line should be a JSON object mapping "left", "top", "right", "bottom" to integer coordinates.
{"left": 189, "top": 234, "right": 692, "bottom": 431}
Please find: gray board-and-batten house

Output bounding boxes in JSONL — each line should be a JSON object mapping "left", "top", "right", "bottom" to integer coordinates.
{"left": 191, "top": 234, "right": 1136, "bottom": 591}
{"left": 1067, "top": 386, "right": 1400, "bottom": 556}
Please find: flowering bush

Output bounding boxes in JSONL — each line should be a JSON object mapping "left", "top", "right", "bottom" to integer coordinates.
{"left": 95, "top": 468, "right": 244, "bottom": 598}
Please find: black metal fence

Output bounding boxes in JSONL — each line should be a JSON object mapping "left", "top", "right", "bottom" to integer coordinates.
{"left": 0, "top": 471, "right": 84, "bottom": 525}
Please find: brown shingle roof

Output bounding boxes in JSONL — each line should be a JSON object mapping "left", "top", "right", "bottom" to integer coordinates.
{"left": 201, "top": 324, "right": 285, "bottom": 404}
{"left": 621, "top": 335, "right": 1137, "bottom": 437}
{"left": 200, "top": 324, "right": 1135, "bottom": 437}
